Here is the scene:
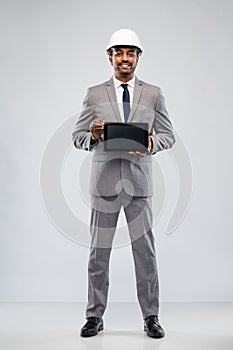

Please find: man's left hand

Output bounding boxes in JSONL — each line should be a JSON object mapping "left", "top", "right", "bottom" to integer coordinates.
{"left": 128, "top": 136, "right": 152, "bottom": 157}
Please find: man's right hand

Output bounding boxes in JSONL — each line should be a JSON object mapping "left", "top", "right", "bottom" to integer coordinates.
{"left": 90, "top": 118, "right": 105, "bottom": 141}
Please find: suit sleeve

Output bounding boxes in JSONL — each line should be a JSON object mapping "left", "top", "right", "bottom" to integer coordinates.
{"left": 72, "top": 88, "right": 102, "bottom": 152}
{"left": 150, "top": 88, "right": 175, "bottom": 154}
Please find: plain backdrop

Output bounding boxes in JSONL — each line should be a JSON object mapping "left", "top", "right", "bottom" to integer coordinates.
{"left": 1, "top": 0, "right": 233, "bottom": 303}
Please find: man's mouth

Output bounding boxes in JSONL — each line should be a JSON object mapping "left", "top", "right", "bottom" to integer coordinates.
{"left": 119, "top": 63, "right": 131, "bottom": 68}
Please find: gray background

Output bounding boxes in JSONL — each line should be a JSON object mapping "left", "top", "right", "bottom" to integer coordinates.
{"left": 1, "top": 0, "right": 233, "bottom": 302}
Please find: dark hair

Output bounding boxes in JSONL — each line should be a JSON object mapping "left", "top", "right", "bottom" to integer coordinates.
{"left": 107, "top": 45, "right": 142, "bottom": 56}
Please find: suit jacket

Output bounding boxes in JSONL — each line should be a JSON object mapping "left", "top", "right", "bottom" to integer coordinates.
{"left": 72, "top": 76, "right": 175, "bottom": 197}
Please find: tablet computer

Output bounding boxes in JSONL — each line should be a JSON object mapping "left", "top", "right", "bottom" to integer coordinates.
{"left": 104, "top": 122, "right": 149, "bottom": 152}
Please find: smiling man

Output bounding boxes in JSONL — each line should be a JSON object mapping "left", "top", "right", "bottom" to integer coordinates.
{"left": 110, "top": 47, "right": 138, "bottom": 78}
{"left": 72, "top": 29, "right": 175, "bottom": 338}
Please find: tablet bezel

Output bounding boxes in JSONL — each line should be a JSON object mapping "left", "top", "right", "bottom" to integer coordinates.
{"left": 103, "top": 122, "right": 149, "bottom": 152}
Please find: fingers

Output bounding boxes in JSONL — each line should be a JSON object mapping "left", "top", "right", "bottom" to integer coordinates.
{"left": 128, "top": 151, "right": 146, "bottom": 157}
{"left": 90, "top": 118, "right": 105, "bottom": 129}
{"left": 90, "top": 119, "right": 105, "bottom": 141}
{"left": 91, "top": 126, "right": 104, "bottom": 134}
{"left": 148, "top": 136, "right": 152, "bottom": 151}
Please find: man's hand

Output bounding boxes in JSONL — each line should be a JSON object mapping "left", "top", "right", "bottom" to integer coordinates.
{"left": 90, "top": 118, "right": 105, "bottom": 141}
{"left": 128, "top": 136, "right": 152, "bottom": 157}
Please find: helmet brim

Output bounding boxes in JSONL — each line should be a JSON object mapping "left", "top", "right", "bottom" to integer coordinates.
{"left": 107, "top": 45, "right": 143, "bottom": 55}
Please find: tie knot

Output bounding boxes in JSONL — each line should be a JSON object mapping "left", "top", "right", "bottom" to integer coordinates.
{"left": 121, "top": 83, "right": 128, "bottom": 90}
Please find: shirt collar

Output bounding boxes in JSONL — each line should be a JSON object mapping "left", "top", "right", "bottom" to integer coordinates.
{"left": 113, "top": 75, "right": 136, "bottom": 89}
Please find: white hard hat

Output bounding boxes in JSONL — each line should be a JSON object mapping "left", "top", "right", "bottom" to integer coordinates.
{"left": 106, "top": 28, "right": 143, "bottom": 54}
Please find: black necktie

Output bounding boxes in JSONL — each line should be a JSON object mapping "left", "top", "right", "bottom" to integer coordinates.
{"left": 121, "top": 83, "right": 130, "bottom": 122}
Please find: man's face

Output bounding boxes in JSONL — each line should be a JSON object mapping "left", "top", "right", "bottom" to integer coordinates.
{"left": 109, "top": 47, "right": 139, "bottom": 78}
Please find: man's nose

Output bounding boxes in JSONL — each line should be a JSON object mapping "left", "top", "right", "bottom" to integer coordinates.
{"left": 121, "top": 52, "right": 129, "bottom": 61}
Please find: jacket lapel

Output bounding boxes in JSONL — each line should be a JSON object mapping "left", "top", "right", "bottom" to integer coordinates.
{"left": 128, "top": 77, "right": 143, "bottom": 122}
{"left": 105, "top": 78, "right": 121, "bottom": 122}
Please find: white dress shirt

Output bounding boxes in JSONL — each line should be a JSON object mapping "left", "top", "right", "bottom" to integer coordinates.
{"left": 113, "top": 75, "right": 135, "bottom": 122}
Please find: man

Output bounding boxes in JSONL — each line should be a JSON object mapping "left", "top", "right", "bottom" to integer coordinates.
{"left": 72, "top": 28, "right": 175, "bottom": 338}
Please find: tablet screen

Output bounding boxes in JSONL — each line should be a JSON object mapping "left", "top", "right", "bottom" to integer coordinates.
{"left": 104, "top": 122, "right": 149, "bottom": 152}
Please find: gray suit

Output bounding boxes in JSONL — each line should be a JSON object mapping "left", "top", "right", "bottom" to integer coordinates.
{"left": 72, "top": 76, "right": 175, "bottom": 319}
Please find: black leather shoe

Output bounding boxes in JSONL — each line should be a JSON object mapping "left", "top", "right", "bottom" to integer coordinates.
{"left": 144, "top": 315, "right": 165, "bottom": 338}
{"left": 80, "top": 317, "right": 104, "bottom": 337}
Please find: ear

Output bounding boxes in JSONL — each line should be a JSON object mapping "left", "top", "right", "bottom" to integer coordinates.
{"left": 109, "top": 55, "right": 113, "bottom": 66}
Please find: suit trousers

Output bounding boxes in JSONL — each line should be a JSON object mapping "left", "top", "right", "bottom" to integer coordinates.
{"left": 86, "top": 189, "right": 160, "bottom": 320}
